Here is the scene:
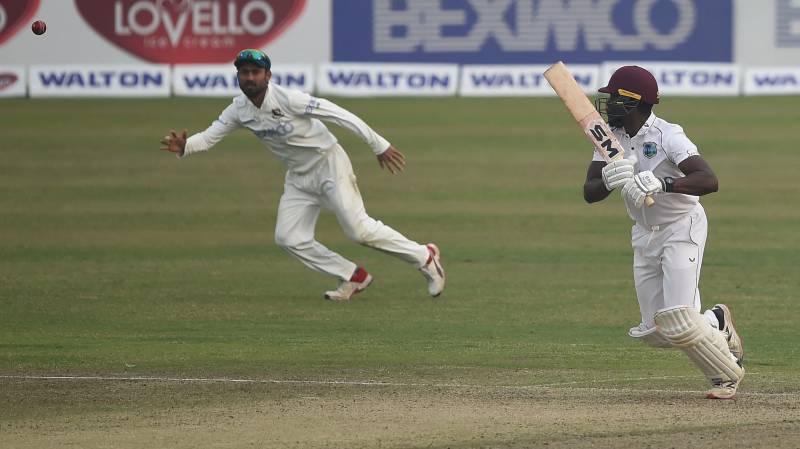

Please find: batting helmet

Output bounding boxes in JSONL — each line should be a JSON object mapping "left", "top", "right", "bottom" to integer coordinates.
{"left": 598, "top": 66, "right": 659, "bottom": 104}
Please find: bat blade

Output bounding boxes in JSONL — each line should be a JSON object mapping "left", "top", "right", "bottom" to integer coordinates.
{"left": 544, "top": 61, "right": 654, "bottom": 206}
{"left": 543, "top": 61, "right": 624, "bottom": 163}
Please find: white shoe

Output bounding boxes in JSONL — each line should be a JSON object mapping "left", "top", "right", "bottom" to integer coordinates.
{"left": 324, "top": 267, "right": 373, "bottom": 301}
{"left": 706, "top": 372, "right": 744, "bottom": 400}
{"left": 419, "top": 244, "right": 445, "bottom": 297}
{"left": 712, "top": 304, "right": 744, "bottom": 364}
{"left": 628, "top": 322, "right": 651, "bottom": 338}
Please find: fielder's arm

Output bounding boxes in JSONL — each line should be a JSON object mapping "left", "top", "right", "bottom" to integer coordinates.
{"left": 299, "top": 96, "right": 389, "bottom": 154}
{"left": 299, "top": 95, "right": 405, "bottom": 173}
{"left": 161, "top": 105, "right": 241, "bottom": 157}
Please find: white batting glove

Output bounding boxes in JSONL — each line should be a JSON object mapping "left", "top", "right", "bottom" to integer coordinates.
{"left": 601, "top": 158, "right": 635, "bottom": 191}
{"left": 621, "top": 170, "right": 662, "bottom": 208}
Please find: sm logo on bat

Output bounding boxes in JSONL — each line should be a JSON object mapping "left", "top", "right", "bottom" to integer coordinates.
{"left": 587, "top": 123, "right": 620, "bottom": 160}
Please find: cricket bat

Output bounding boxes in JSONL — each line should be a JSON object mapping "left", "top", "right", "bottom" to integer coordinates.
{"left": 544, "top": 61, "right": 654, "bottom": 207}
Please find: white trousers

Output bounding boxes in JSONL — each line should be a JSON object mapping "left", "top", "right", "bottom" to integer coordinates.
{"left": 631, "top": 204, "right": 707, "bottom": 328}
{"left": 274, "top": 144, "right": 429, "bottom": 281}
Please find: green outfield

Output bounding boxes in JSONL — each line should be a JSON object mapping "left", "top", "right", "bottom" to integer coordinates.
{"left": 1, "top": 96, "right": 799, "bottom": 448}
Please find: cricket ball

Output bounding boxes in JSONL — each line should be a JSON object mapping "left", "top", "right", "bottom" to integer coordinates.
{"left": 32, "top": 20, "right": 47, "bottom": 35}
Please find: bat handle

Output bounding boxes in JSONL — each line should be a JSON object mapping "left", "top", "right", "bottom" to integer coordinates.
{"left": 645, "top": 195, "right": 655, "bottom": 207}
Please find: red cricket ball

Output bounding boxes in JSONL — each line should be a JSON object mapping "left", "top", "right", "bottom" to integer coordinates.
{"left": 32, "top": 20, "right": 47, "bottom": 35}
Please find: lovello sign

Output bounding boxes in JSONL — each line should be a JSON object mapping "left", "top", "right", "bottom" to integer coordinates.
{"left": 75, "top": 0, "right": 306, "bottom": 63}
{"left": 0, "top": 0, "right": 40, "bottom": 45}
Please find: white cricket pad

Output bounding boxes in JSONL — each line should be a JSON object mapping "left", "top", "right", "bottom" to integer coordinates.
{"left": 654, "top": 306, "right": 743, "bottom": 383}
{"left": 628, "top": 324, "right": 673, "bottom": 348}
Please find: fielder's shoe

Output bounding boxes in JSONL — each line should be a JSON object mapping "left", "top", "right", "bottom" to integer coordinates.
{"left": 712, "top": 304, "right": 744, "bottom": 364}
{"left": 324, "top": 267, "right": 373, "bottom": 301}
{"left": 706, "top": 372, "right": 744, "bottom": 400}
{"left": 419, "top": 243, "right": 445, "bottom": 297}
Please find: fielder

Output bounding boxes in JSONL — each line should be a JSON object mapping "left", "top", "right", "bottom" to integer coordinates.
{"left": 582, "top": 66, "right": 744, "bottom": 399}
{"left": 160, "top": 49, "right": 445, "bottom": 301}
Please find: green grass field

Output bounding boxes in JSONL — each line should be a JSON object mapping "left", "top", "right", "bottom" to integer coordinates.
{"left": 1, "top": 96, "right": 799, "bottom": 448}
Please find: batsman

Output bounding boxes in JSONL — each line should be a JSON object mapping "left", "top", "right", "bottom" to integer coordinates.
{"left": 583, "top": 66, "right": 744, "bottom": 399}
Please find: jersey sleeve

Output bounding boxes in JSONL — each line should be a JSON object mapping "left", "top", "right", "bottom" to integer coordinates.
{"left": 287, "top": 92, "right": 390, "bottom": 155}
{"left": 664, "top": 125, "right": 699, "bottom": 165}
{"left": 182, "top": 103, "right": 242, "bottom": 157}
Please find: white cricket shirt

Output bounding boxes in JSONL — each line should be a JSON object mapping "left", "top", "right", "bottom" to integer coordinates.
{"left": 592, "top": 112, "right": 701, "bottom": 227}
{"left": 183, "top": 82, "right": 390, "bottom": 174}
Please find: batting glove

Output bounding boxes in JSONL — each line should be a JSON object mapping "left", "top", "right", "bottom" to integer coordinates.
{"left": 622, "top": 170, "right": 662, "bottom": 208}
{"left": 601, "top": 158, "right": 635, "bottom": 191}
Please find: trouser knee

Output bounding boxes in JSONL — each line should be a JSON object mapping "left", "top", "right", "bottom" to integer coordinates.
{"left": 275, "top": 233, "right": 308, "bottom": 252}
{"left": 342, "top": 219, "right": 379, "bottom": 245}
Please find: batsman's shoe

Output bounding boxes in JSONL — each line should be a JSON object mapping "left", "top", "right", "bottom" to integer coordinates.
{"left": 419, "top": 244, "right": 445, "bottom": 297}
{"left": 706, "top": 373, "right": 744, "bottom": 400}
{"left": 713, "top": 304, "right": 744, "bottom": 364}
{"left": 324, "top": 267, "right": 373, "bottom": 301}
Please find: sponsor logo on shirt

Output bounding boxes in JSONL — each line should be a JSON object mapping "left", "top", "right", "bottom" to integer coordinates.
{"left": 304, "top": 98, "right": 320, "bottom": 114}
{"left": 253, "top": 121, "right": 294, "bottom": 138}
{"left": 643, "top": 142, "right": 658, "bottom": 159}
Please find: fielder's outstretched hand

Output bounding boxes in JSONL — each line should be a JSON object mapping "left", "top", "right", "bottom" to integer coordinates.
{"left": 160, "top": 129, "right": 188, "bottom": 155}
{"left": 377, "top": 145, "right": 406, "bottom": 174}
